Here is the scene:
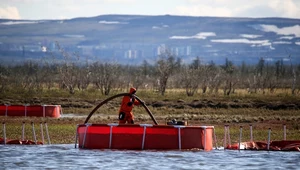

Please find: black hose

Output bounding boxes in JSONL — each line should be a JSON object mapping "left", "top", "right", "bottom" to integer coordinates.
{"left": 84, "top": 93, "right": 158, "bottom": 125}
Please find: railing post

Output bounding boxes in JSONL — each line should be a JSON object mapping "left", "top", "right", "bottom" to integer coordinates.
{"left": 22, "top": 122, "right": 25, "bottom": 141}
{"left": 5, "top": 104, "right": 9, "bottom": 117}
{"left": 24, "top": 104, "right": 29, "bottom": 117}
{"left": 2, "top": 122, "right": 6, "bottom": 145}
{"left": 74, "top": 124, "right": 79, "bottom": 148}
{"left": 43, "top": 105, "right": 46, "bottom": 117}
{"left": 283, "top": 124, "right": 286, "bottom": 140}
{"left": 40, "top": 122, "right": 45, "bottom": 144}
{"left": 44, "top": 122, "right": 51, "bottom": 145}
{"left": 82, "top": 124, "right": 91, "bottom": 149}
{"left": 239, "top": 126, "right": 243, "bottom": 151}
{"left": 224, "top": 125, "right": 227, "bottom": 149}
{"left": 267, "top": 128, "right": 271, "bottom": 151}
{"left": 31, "top": 122, "right": 37, "bottom": 144}
{"left": 227, "top": 125, "right": 231, "bottom": 146}
{"left": 213, "top": 127, "right": 218, "bottom": 149}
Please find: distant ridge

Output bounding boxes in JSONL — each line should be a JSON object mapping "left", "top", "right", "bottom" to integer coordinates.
{"left": 0, "top": 15, "right": 299, "bottom": 65}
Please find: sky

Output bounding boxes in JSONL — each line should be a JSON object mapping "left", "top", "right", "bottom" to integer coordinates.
{"left": 0, "top": 0, "right": 300, "bottom": 20}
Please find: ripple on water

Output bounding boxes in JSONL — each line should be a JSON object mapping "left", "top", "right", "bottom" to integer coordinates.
{"left": 0, "top": 145, "right": 299, "bottom": 169}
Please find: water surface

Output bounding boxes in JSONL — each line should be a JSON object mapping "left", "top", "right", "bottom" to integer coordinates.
{"left": 0, "top": 144, "right": 299, "bottom": 169}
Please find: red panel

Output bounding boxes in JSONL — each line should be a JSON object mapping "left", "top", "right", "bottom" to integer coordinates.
{"left": 7, "top": 105, "right": 26, "bottom": 116}
{"left": 0, "top": 105, "right": 7, "bottom": 116}
{"left": 45, "top": 105, "right": 61, "bottom": 118}
{"left": 111, "top": 125, "right": 144, "bottom": 149}
{"left": 78, "top": 125, "right": 111, "bottom": 149}
{"left": 27, "top": 105, "right": 43, "bottom": 117}
{"left": 271, "top": 140, "right": 300, "bottom": 148}
{"left": 181, "top": 128, "right": 203, "bottom": 149}
{"left": 204, "top": 128, "right": 213, "bottom": 151}
{"left": 144, "top": 126, "right": 179, "bottom": 149}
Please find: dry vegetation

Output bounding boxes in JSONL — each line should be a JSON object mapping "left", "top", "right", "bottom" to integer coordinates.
{"left": 0, "top": 89, "right": 299, "bottom": 147}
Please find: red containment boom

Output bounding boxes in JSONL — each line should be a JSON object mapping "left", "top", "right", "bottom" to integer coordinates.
{"left": 0, "top": 105, "right": 61, "bottom": 118}
{"left": 77, "top": 124, "right": 214, "bottom": 151}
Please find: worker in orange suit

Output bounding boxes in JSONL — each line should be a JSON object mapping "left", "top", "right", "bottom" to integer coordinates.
{"left": 118, "top": 87, "right": 141, "bottom": 124}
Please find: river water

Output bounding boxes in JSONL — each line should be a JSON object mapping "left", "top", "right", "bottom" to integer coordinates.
{"left": 0, "top": 144, "right": 299, "bottom": 169}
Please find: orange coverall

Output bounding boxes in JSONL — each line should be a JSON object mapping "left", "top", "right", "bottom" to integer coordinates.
{"left": 118, "top": 87, "right": 140, "bottom": 124}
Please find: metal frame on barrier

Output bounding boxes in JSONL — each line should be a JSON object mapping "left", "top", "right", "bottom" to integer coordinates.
{"left": 108, "top": 123, "right": 118, "bottom": 149}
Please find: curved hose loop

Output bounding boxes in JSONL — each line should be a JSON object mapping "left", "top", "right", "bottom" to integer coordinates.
{"left": 84, "top": 93, "right": 158, "bottom": 125}
{"left": 134, "top": 95, "right": 158, "bottom": 125}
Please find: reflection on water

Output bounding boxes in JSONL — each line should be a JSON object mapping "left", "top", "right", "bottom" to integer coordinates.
{"left": 0, "top": 144, "right": 299, "bottom": 169}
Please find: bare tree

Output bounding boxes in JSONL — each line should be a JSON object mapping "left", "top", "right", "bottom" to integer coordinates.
{"left": 156, "top": 50, "right": 180, "bottom": 95}
{"left": 76, "top": 59, "right": 91, "bottom": 91}
{"left": 55, "top": 42, "right": 79, "bottom": 94}
{"left": 0, "top": 64, "right": 9, "bottom": 93}
{"left": 180, "top": 65, "right": 199, "bottom": 96}
{"left": 288, "top": 55, "right": 297, "bottom": 95}
{"left": 91, "top": 62, "right": 120, "bottom": 95}
{"left": 222, "top": 58, "right": 239, "bottom": 95}
{"left": 19, "top": 61, "right": 44, "bottom": 92}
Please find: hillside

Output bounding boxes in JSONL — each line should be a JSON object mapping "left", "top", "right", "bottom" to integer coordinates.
{"left": 0, "top": 15, "right": 299, "bottom": 65}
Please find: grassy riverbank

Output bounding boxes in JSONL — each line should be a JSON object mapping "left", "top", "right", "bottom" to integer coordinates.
{"left": 0, "top": 89, "right": 300, "bottom": 147}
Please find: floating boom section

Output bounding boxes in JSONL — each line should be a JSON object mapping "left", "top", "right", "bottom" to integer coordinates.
{"left": 77, "top": 124, "right": 214, "bottom": 151}
{"left": 0, "top": 105, "right": 61, "bottom": 118}
{"left": 226, "top": 141, "right": 300, "bottom": 151}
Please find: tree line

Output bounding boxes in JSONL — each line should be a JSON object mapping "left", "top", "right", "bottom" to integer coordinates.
{"left": 0, "top": 47, "right": 299, "bottom": 96}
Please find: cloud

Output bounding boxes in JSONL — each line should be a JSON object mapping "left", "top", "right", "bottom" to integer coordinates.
{"left": 103, "top": 0, "right": 136, "bottom": 2}
{"left": 170, "top": 32, "right": 216, "bottom": 39}
{"left": 279, "top": 36, "right": 294, "bottom": 40}
{"left": 268, "top": 0, "right": 300, "bottom": 18}
{"left": 240, "top": 34, "right": 262, "bottom": 38}
{"left": 175, "top": 5, "right": 232, "bottom": 17}
{"left": 211, "top": 39, "right": 270, "bottom": 45}
{"left": 8, "top": 0, "right": 42, "bottom": 3}
{"left": 273, "top": 41, "right": 292, "bottom": 44}
{"left": 0, "top": 21, "right": 39, "bottom": 25}
{"left": 0, "top": 6, "right": 21, "bottom": 19}
{"left": 176, "top": 0, "right": 300, "bottom": 18}
{"left": 99, "top": 20, "right": 128, "bottom": 24}
{"left": 259, "top": 24, "right": 300, "bottom": 37}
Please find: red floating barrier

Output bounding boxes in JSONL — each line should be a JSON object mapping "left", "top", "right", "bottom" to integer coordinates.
{"left": 77, "top": 124, "right": 214, "bottom": 151}
{"left": 0, "top": 105, "right": 61, "bottom": 118}
{"left": 226, "top": 140, "right": 300, "bottom": 151}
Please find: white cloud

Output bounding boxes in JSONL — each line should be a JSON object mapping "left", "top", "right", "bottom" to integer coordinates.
{"left": 0, "top": 21, "right": 39, "bottom": 25}
{"left": 175, "top": 0, "right": 300, "bottom": 18}
{"left": 240, "top": 34, "right": 262, "bottom": 39}
{"left": 273, "top": 41, "right": 292, "bottom": 44}
{"left": 211, "top": 39, "right": 270, "bottom": 45}
{"left": 152, "top": 26, "right": 161, "bottom": 29}
{"left": 175, "top": 5, "right": 232, "bottom": 17}
{"left": 269, "top": 0, "right": 300, "bottom": 19}
{"left": 2, "top": 0, "right": 300, "bottom": 20}
{"left": 0, "top": 6, "right": 21, "bottom": 19}
{"left": 170, "top": 32, "right": 216, "bottom": 39}
{"left": 295, "top": 42, "right": 300, "bottom": 46}
{"left": 98, "top": 20, "right": 128, "bottom": 24}
{"left": 152, "top": 25, "right": 169, "bottom": 29}
{"left": 279, "top": 36, "right": 294, "bottom": 40}
{"left": 259, "top": 24, "right": 300, "bottom": 37}
{"left": 102, "top": 0, "right": 136, "bottom": 2}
